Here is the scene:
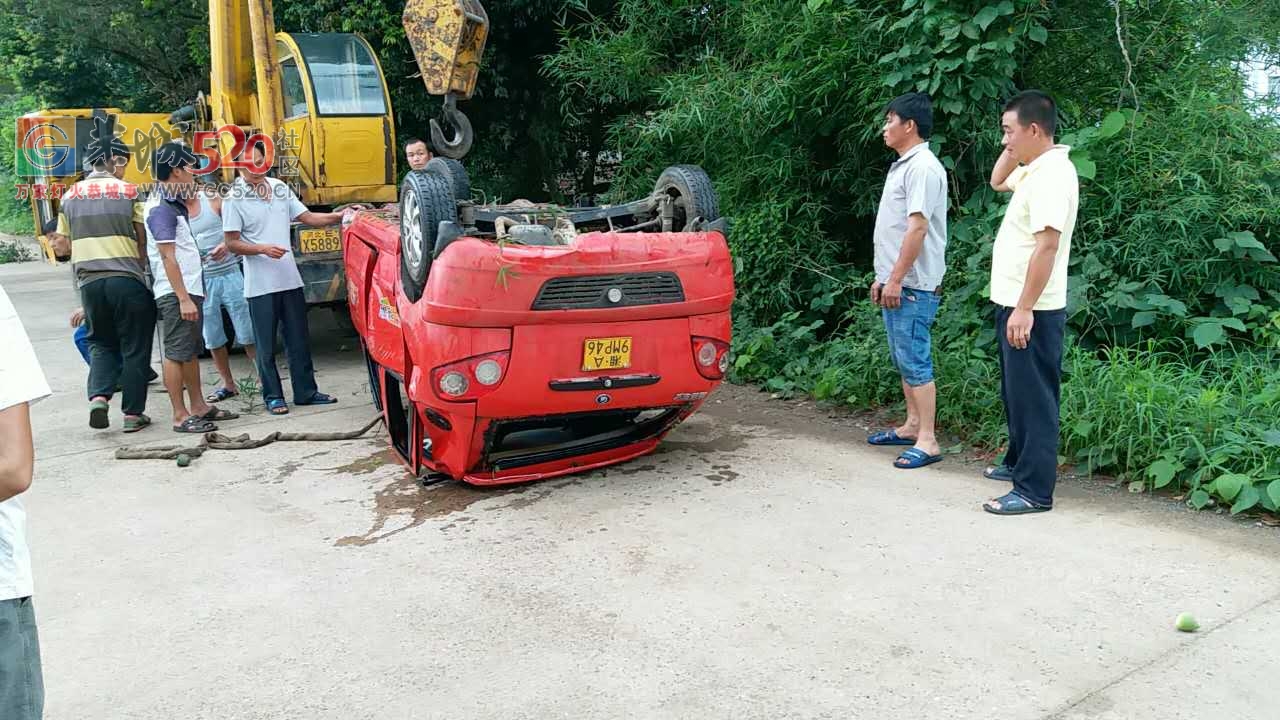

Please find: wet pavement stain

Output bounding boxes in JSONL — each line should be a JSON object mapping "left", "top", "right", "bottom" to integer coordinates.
{"left": 703, "top": 468, "right": 739, "bottom": 484}
{"left": 617, "top": 464, "right": 657, "bottom": 476}
{"left": 277, "top": 461, "right": 302, "bottom": 480}
{"left": 654, "top": 427, "right": 750, "bottom": 455}
{"left": 324, "top": 448, "right": 398, "bottom": 477}
{"left": 335, "top": 476, "right": 523, "bottom": 547}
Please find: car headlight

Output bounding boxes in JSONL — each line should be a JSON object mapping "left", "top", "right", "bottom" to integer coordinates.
{"left": 439, "top": 371, "right": 469, "bottom": 397}
{"left": 474, "top": 359, "right": 503, "bottom": 386}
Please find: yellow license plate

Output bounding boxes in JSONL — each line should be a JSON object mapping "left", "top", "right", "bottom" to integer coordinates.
{"left": 298, "top": 228, "right": 341, "bottom": 254}
{"left": 582, "top": 336, "right": 632, "bottom": 371}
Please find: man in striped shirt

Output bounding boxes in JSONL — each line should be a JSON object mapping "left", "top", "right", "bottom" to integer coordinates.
{"left": 56, "top": 136, "right": 158, "bottom": 433}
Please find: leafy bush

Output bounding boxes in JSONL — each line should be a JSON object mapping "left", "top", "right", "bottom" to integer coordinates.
{"left": 552, "top": 0, "right": 1280, "bottom": 513}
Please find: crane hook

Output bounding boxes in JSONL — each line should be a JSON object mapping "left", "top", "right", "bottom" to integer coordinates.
{"left": 429, "top": 93, "right": 473, "bottom": 160}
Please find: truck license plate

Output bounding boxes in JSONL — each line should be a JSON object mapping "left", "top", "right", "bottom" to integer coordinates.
{"left": 299, "top": 227, "right": 341, "bottom": 254}
{"left": 582, "top": 336, "right": 632, "bottom": 371}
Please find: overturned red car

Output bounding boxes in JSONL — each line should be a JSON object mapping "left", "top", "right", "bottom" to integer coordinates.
{"left": 342, "top": 162, "right": 734, "bottom": 485}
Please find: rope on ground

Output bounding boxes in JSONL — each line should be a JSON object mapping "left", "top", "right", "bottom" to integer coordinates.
{"left": 114, "top": 416, "right": 384, "bottom": 462}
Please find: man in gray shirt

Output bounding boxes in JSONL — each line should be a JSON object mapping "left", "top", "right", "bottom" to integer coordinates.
{"left": 866, "top": 92, "right": 949, "bottom": 470}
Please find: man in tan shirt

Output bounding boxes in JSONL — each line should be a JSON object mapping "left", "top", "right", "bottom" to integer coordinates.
{"left": 983, "top": 90, "right": 1079, "bottom": 516}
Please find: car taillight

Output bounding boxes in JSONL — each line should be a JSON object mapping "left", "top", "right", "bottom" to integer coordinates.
{"left": 432, "top": 350, "right": 510, "bottom": 402}
{"left": 691, "top": 337, "right": 730, "bottom": 380}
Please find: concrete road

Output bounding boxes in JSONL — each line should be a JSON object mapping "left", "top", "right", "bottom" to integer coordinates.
{"left": 2, "top": 257, "right": 1277, "bottom": 720}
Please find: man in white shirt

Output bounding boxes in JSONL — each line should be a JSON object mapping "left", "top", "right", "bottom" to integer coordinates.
{"left": 0, "top": 282, "right": 51, "bottom": 720}
{"left": 983, "top": 90, "right": 1079, "bottom": 516}
{"left": 222, "top": 142, "right": 356, "bottom": 415}
{"left": 145, "top": 143, "right": 238, "bottom": 433}
{"left": 866, "top": 92, "right": 949, "bottom": 470}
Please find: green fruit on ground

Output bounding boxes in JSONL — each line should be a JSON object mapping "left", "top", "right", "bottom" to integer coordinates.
{"left": 1175, "top": 613, "right": 1200, "bottom": 632}
{"left": 176, "top": 453, "right": 191, "bottom": 468}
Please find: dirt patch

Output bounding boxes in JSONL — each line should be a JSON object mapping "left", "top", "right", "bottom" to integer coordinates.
{"left": 706, "top": 382, "right": 1280, "bottom": 544}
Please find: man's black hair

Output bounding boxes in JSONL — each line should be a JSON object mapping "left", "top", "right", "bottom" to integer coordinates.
{"left": 1003, "top": 90, "right": 1057, "bottom": 137}
{"left": 153, "top": 142, "right": 197, "bottom": 181}
{"left": 404, "top": 137, "right": 428, "bottom": 150}
{"left": 885, "top": 92, "right": 934, "bottom": 140}
{"left": 42, "top": 219, "right": 58, "bottom": 236}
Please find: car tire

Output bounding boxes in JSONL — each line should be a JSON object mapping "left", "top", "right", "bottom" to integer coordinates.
{"left": 426, "top": 157, "right": 471, "bottom": 202}
{"left": 653, "top": 164, "right": 720, "bottom": 231}
{"left": 399, "top": 169, "right": 458, "bottom": 303}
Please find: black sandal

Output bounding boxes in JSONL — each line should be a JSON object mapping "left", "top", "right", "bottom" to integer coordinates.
{"left": 202, "top": 406, "right": 240, "bottom": 422}
{"left": 296, "top": 392, "right": 337, "bottom": 406}
{"left": 983, "top": 464, "right": 1014, "bottom": 481}
{"left": 173, "top": 416, "right": 217, "bottom": 434}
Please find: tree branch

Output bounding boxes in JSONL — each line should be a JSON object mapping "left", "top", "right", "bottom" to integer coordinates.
{"left": 1114, "top": 0, "right": 1141, "bottom": 112}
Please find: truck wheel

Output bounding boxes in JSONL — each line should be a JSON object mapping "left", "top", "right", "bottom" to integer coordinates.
{"left": 399, "top": 170, "right": 458, "bottom": 303}
{"left": 426, "top": 157, "right": 471, "bottom": 201}
{"left": 653, "top": 164, "right": 720, "bottom": 231}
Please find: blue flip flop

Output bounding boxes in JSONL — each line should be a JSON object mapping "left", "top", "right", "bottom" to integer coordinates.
{"left": 983, "top": 491, "right": 1052, "bottom": 515}
{"left": 894, "top": 447, "right": 944, "bottom": 469}
{"left": 868, "top": 429, "right": 917, "bottom": 446}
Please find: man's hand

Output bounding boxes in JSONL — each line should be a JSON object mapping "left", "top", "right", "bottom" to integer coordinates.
{"left": 1007, "top": 308, "right": 1034, "bottom": 350}
{"left": 180, "top": 297, "right": 199, "bottom": 322}
{"left": 870, "top": 281, "right": 882, "bottom": 306}
{"left": 260, "top": 245, "right": 288, "bottom": 259}
{"left": 70, "top": 308, "right": 84, "bottom": 328}
{"left": 990, "top": 147, "right": 1020, "bottom": 192}
{"left": 209, "top": 243, "right": 229, "bottom": 261}
{"left": 880, "top": 280, "right": 903, "bottom": 309}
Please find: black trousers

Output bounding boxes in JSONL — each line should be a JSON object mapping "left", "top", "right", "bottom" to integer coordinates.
{"left": 995, "top": 304, "right": 1067, "bottom": 507}
{"left": 247, "top": 287, "right": 318, "bottom": 403}
{"left": 81, "top": 276, "right": 156, "bottom": 416}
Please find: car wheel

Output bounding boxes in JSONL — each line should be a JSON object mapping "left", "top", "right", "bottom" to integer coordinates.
{"left": 426, "top": 157, "right": 471, "bottom": 202}
{"left": 399, "top": 169, "right": 458, "bottom": 303}
{"left": 653, "top": 164, "right": 720, "bottom": 231}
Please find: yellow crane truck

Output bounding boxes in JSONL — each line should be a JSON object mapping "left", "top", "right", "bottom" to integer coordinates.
{"left": 18, "top": 0, "right": 486, "bottom": 309}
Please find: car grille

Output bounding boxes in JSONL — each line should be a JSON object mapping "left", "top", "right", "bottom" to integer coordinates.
{"left": 481, "top": 407, "right": 685, "bottom": 471}
{"left": 531, "top": 272, "right": 685, "bottom": 310}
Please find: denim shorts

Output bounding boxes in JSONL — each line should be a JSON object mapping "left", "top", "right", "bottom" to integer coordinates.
{"left": 0, "top": 597, "right": 44, "bottom": 720}
{"left": 882, "top": 286, "right": 941, "bottom": 387}
{"left": 202, "top": 271, "right": 255, "bottom": 349}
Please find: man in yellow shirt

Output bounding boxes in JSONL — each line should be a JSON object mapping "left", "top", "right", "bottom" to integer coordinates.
{"left": 983, "top": 90, "right": 1079, "bottom": 515}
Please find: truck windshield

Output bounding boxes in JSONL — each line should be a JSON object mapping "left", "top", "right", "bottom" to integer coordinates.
{"left": 291, "top": 34, "right": 387, "bottom": 116}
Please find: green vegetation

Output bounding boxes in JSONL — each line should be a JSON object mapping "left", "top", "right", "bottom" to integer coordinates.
{"left": 0, "top": 0, "right": 1277, "bottom": 511}
{"left": 0, "top": 94, "right": 37, "bottom": 233}
{"left": 548, "top": 0, "right": 1280, "bottom": 513}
